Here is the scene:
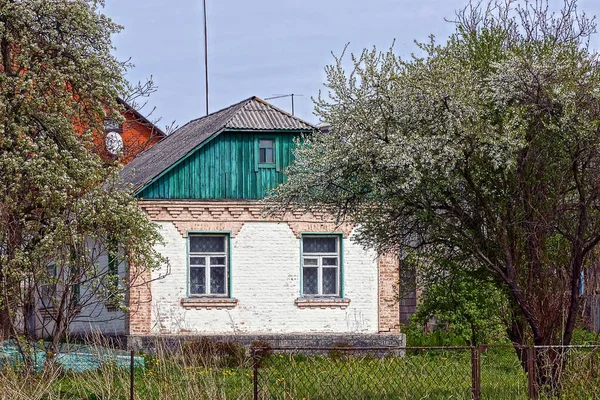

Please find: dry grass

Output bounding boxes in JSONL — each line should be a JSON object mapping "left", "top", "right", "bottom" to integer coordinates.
{"left": 0, "top": 339, "right": 598, "bottom": 399}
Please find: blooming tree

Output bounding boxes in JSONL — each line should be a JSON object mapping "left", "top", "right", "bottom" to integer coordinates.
{"left": 0, "top": 0, "right": 166, "bottom": 368}
{"left": 269, "top": 0, "right": 600, "bottom": 383}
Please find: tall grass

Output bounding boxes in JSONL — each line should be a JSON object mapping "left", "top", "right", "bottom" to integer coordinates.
{"left": 0, "top": 337, "right": 597, "bottom": 399}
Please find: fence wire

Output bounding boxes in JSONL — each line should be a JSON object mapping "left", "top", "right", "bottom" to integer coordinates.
{"left": 479, "top": 345, "right": 528, "bottom": 399}
{"left": 253, "top": 347, "right": 473, "bottom": 400}
{"left": 533, "top": 345, "right": 600, "bottom": 399}
{"left": 2, "top": 339, "right": 600, "bottom": 399}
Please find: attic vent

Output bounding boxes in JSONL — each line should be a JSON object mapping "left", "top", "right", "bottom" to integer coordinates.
{"left": 317, "top": 122, "right": 332, "bottom": 134}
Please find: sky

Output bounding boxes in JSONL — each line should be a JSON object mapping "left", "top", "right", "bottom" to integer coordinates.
{"left": 104, "top": 0, "right": 600, "bottom": 130}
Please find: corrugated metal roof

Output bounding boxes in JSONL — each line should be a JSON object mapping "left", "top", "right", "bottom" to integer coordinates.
{"left": 120, "top": 96, "right": 316, "bottom": 192}
{"left": 226, "top": 98, "right": 315, "bottom": 130}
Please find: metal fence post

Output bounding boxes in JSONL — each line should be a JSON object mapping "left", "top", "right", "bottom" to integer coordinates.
{"left": 471, "top": 346, "right": 481, "bottom": 400}
{"left": 252, "top": 347, "right": 259, "bottom": 400}
{"left": 527, "top": 346, "right": 538, "bottom": 399}
{"left": 130, "top": 350, "right": 135, "bottom": 400}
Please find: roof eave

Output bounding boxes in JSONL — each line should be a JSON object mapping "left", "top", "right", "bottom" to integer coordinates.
{"left": 133, "top": 128, "right": 226, "bottom": 197}
{"left": 116, "top": 97, "right": 167, "bottom": 138}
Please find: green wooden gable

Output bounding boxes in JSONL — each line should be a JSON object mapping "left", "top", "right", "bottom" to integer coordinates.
{"left": 137, "top": 130, "right": 302, "bottom": 199}
{"left": 120, "top": 97, "right": 316, "bottom": 200}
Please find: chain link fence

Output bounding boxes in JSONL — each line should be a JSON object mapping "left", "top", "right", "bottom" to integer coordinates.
{"left": 1, "top": 339, "right": 599, "bottom": 399}
{"left": 532, "top": 345, "right": 600, "bottom": 398}
{"left": 251, "top": 344, "right": 600, "bottom": 400}
{"left": 253, "top": 346, "right": 473, "bottom": 399}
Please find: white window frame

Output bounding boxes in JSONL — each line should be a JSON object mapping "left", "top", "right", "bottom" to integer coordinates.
{"left": 188, "top": 234, "right": 229, "bottom": 297}
{"left": 301, "top": 235, "right": 341, "bottom": 297}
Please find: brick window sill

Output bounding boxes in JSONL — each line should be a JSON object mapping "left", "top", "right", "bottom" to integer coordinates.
{"left": 39, "top": 306, "right": 56, "bottom": 315}
{"left": 295, "top": 298, "right": 351, "bottom": 309}
{"left": 181, "top": 298, "right": 238, "bottom": 310}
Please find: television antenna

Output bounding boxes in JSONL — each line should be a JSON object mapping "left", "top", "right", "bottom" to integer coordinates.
{"left": 264, "top": 94, "right": 304, "bottom": 116}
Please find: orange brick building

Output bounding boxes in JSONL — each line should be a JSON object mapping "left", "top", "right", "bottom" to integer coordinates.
{"left": 93, "top": 98, "right": 166, "bottom": 164}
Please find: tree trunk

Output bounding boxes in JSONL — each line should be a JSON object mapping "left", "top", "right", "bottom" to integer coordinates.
{"left": 0, "top": 305, "right": 11, "bottom": 340}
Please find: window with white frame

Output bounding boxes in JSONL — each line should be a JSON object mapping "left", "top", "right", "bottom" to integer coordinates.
{"left": 302, "top": 235, "right": 341, "bottom": 296}
{"left": 188, "top": 235, "right": 228, "bottom": 296}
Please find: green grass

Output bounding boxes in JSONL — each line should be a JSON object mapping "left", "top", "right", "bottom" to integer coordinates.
{"left": 0, "top": 345, "right": 598, "bottom": 399}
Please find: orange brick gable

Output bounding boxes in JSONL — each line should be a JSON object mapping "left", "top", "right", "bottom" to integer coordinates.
{"left": 91, "top": 100, "right": 165, "bottom": 165}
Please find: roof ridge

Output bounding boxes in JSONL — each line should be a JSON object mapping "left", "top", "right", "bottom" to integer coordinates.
{"left": 130, "top": 96, "right": 256, "bottom": 159}
{"left": 251, "top": 96, "right": 317, "bottom": 129}
{"left": 176, "top": 96, "right": 255, "bottom": 133}
{"left": 220, "top": 96, "right": 256, "bottom": 127}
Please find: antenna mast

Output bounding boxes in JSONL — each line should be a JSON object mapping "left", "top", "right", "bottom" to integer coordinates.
{"left": 264, "top": 94, "right": 303, "bottom": 116}
{"left": 203, "top": 0, "right": 209, "bottom": 116}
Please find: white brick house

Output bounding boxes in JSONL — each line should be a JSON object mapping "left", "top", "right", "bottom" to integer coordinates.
{"left": 115, "top": 97, "right": 401, "bottom": 338}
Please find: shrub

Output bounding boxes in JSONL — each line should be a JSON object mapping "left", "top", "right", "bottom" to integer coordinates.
{"left": 327, "top": 340, "right": 355, "bottom": 361}
{"left": 250, "top": 340, "right": 272, "bottom": 367}
{"left": 181, "top": 338, "right": 249, "bottom": 369}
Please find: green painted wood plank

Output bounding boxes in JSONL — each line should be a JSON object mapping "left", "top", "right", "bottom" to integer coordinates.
{"left": 137, "top": 131, "right": 304, "bottom": 200}
{"left": 220, "top": 135, "right": 226, "bottom": 198}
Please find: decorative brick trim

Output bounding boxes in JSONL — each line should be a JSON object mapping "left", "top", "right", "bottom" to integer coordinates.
{"left": 378, "top": 253, "right": 400, "bottom": 333}
{"left": 286, "top": 222, "right": 354, "bottom": 238}
{"left": 180, "top": 298, "right": 239, "bottom": 310}
{"left": 295, "top": 298, "right": 351, "bottom": 309}
{"left": 173, "top": 221, "right": 245, "bottom": 238}
{"left": 39, "top": 307, "right": 57, "bottom": 322}
{"left": 166, "top": 206, "right": 184, "bottom": 218}
{"left": 138, "top": 201, "right": 355, "bottom": 239}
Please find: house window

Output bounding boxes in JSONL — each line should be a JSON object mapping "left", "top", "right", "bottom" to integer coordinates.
{"left": 302, "top": 235, "right": 341, "bottom": 296}
{"left": 105, "top": 242, "right": 120, "bottom": 312}
{"left": 258, "top": 139, "right": 275, "bottom": 164}
{"left": 188, "top": 235, "right": 228, "bottom": 296}
{"left": 40, "top": 264, "right": 57, "bottom": 309}
{"left": 103, "top": 119, "right": 123, "bottom": 133}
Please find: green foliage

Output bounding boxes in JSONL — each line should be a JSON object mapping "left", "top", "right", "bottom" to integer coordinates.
{"left": 405, "top": 324, "right": 469, "bottom": 347}
{"left": 268, "top": 0, "right": 600, "bottom": 348}
{"left": 571, "top": 328, "right": 600, "bottom": 345}
{"left": 181, "top": 339, "right": 249, "bottom": 369}
{"left": 407, "top": 253, "right": 508, "bottom": 345}
{"left": 0, "top": 0, "right": 166, "bottom": 364}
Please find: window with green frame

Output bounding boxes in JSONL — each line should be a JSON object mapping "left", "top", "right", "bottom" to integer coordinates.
{"left": 105, "top": 239, "right": 120, "bottom": 311}
{"left": 301, "top": 235, "right": 342, "bottom": 297}
{"left": 188, "top": 234, "right": 230, "bottom": 297}
{"left": 258, "top": 139, "right": 275, "bottom": 165}
{"left": 40, "top": 264, "right": 57, "bottom": 309}
{"left": 69, "top": 249, "right": 80, "bottom": 307}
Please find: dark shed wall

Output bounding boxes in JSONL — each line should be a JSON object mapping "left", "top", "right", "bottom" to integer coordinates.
{"left": 137, "top": 130, "right": 302, "bottom": 200}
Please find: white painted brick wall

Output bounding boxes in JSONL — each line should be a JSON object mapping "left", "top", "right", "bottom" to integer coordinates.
{"left": 69, "top": 248, "right": 126, "bottom": 336}
{"left": 150, "top": 221, "right": 379, "bottom": 334}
